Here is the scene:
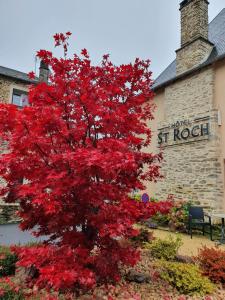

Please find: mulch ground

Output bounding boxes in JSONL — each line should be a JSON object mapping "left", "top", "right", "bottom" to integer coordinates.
{"left": 128, "top": 250, "right": 225, "bottom": 300}
{"left": 78, "top": 250, "right": 225, "bottom": 300}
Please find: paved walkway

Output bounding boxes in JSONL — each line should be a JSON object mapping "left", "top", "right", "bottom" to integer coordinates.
{"left": 153, "top": 228, "right": 225, "bottom": 256}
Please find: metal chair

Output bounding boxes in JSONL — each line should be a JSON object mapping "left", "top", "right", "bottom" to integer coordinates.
{"left": 188, "top": 206, "right": 213, "bottom": 240}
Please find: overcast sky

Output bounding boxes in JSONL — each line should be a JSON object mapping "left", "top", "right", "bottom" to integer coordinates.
{"left": 0, "top": 0, "right": 225, "bottom": 79}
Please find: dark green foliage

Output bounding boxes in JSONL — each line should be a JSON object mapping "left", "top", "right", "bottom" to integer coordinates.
{"left": 0, "top": 278, "right": 24, "bottom": 300}
{"left": 0, "top": 246, "right": 18, "bottom": 277}
{"left": 151, "top": 200, "right": 193, "bottom": 231}
{"left": 0, "top": 289, "right": 24, "bottom": 300}
{"left": 131, "top": 228, "right": 155, "bottom": 246}
{"left": 150, "top": 213, "right": 169, "bottom": 226}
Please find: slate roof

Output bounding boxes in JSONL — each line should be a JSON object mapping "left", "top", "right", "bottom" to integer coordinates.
{"left": 153, "top": 8, "right": 225, "bottom": 90}
{"left": 0, "top": 65, "right": 38, "bottom": 83}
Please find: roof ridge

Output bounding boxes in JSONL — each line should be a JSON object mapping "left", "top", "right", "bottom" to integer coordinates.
{"left": 0, "top": 65, "right": 29, "bottom": 76}
{"left": 0, "top": 65, "right": 38, "bottom": 83}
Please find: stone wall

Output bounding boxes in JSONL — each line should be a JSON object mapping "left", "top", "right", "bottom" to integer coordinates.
{"left": 0, "top": 204, "right": 20, "bottom": 224}
{"left": 180, "top": 0, "right": 209, "bottom": 47}
{"left": 152, "top": 67, "right": 224, "bottom": 210}
{"left": 177, "top": 0, "right": 213, "bottom": 75}
{"left": 0, "top": 76, "right": 29, "bottom": 223}
{"left": 0, "top": 76, "right": 29, "bottom": 104}
{"left": 176, "top": 39, "right": 213, "bottom": 75}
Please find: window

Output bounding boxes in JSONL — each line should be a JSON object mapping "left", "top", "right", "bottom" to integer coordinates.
{"left": 12, "top": 89, "right": 28, "bottom": 107}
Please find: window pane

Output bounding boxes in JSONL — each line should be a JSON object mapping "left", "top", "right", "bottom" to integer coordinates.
{"left": 21, "top": 94, "right": 28, "bottom": 107}
{"left": 12, "top": 90, "right": 28, "bottom": 107}
{"left": 12, "top": 94, "right": 22, "bottom": 106}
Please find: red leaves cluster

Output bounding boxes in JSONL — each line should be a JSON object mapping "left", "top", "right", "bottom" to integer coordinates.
{"left": 197, "top": 246, "right": 225, "bottom": 284}
{"left": 13, "top": 245, "right": 96, "bottom": 290}
{"left": 53, "top": 32, "right": 72, "bottom": 55}
{"left": 0, "top": 33, "right": 169, "bottom": 292}
{"left": 28, "top": 71, "right": 36, "bottom": 80}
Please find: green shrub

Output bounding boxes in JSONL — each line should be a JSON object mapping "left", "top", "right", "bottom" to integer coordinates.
{"left": 145, "top": 235, "right": 182, "bottom": 260}
{"left": 132, "top": 194, "right": 141, "bottom": 202}
{"left": 0, "top": 289, "right": 24, "bottom": 300}
{"left": 0, "top": 246, "right": 18, "bottom": 277}
{"left": 168, "top": 200, "right": 192, "bottom": 232}
{"left": 131, "top": 229, "right": 155, "bottom": 246}
{"left": 150, "top": 213, "right": 170, "bottom": 226}
{"left": 130, "top": 193, "right": 159, "bottom": 203}
{"left": 149, "top": 197, "right": 159, "bottom": 203}
{"left": 150, "top": 200, "right": 193, "bottom": 231}
{"left": 0, "top": 280, "right": 24, "bottom": 300}
{"left": 160, "top": 261, "right": 215, "bottom": 296}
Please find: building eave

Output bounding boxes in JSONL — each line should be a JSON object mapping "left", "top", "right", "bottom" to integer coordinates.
{"left": 0, "top": 73, "right": 38, "bottom": 84}
{"left": 152, "top": 53, "right": 225, "bottom": 93}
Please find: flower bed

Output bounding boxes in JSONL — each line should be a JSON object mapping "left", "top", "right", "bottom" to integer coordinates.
{"left": 0, "top": 232, "right": 225, "bottom": 299}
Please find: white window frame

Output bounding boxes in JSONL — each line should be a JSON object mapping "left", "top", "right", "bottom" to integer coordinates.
{"left": 9, "top": 85, "right": 28, "bottom": 107}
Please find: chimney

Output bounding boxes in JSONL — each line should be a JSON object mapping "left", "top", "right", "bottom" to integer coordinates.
{"left": 39, "top": 60, "right": 49, "bottom": 83}
{"left": 176, "top": 0, "right": 214, "bottom": 75}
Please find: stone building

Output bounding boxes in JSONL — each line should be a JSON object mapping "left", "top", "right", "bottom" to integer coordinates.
{"left": 0, "top": 61, "right": 49, "bottom": 106}
{"left": 0, "top": 62, "right": 49, "bottom": 223}
{"left": 147, "top": 0, "right": 225, "bottom": 210}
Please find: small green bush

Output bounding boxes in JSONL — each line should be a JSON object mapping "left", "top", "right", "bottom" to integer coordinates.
{"left": 150, "top": 200, "right": 193, "bottom": 231}
{"left": 0, "top": 280, "right": 24, "bottom": 300}
{"left": 145, "top": 235, "right": 182, "bottom": 260}
{"left": 0, "top": 246, "right": 18, "bottom": 277}
{"left": 160, "top": 261, "right": 215, "bottom": 296}
{"left": 0, "top": 289, "right": 24, "bottom": 300}
{"left": 131, "top": 229, "right": 155, "bottom": 246}
{"left": 150, "top": 213, "right": 170, "bottom": 226}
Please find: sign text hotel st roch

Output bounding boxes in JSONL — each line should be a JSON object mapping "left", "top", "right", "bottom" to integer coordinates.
{"left": 158, "top": 117, "right": 210, "bottom": 147}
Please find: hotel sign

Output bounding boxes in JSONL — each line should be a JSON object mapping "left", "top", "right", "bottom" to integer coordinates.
{"left": 158, "top": 117, "right": 210, "bottom": 147}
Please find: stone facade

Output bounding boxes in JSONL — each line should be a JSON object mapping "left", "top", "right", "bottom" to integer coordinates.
{"left": 0, "top": 76, "right": 28, "bottom": 104}
{"left": 0, "top": 64, "right": 48, "bottom": 223}
{"left": 146, "top": 0, "right": 225, "bottom": 210}
{"left": 177, "top": 0, "right": 213, "bottom": 75}
{"left": 0, "top": 76, "right": 30, "bottom": 222}
{"left": 176, "top": 38, "right": 213, "bottom": 75}
{"left": 149, "top": 67, "right": 225, "bottom": 210}
{"left": 0, "top": 204, "right": 20, "bottom": 224}
{"left": 180, "top": 0, "right": 209, "bottom": 46}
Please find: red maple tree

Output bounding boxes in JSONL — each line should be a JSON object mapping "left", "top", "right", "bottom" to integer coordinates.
{"left": 0, "top": 33, "right": 171, "bottom": 292}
